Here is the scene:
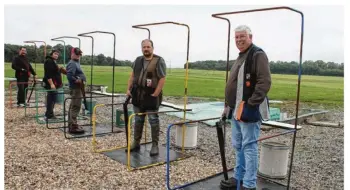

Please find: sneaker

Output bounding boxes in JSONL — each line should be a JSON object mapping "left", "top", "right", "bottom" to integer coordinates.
{"left": 17, "top": 104, "right": 25, "bottom": 107}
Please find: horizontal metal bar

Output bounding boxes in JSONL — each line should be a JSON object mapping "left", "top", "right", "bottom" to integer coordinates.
{"left": 212, "top": 6, "right": 302, "bottom": 17}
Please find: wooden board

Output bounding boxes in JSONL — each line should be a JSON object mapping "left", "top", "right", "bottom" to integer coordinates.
{"left": 262, "top": 120, "right": 302, "bottom": 130}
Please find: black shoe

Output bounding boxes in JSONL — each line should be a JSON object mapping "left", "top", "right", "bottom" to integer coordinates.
{"left": 220, "top": 177, "right": 243, "bottom": 189}
{"left": 46, "top": 115, "right": 57, "bottom": 120}
{"left": 150, "top": 142, "right": 159, "bottom": 156}
{"left": 125, "top": 142, "right": 140, "bottom": 152}
{"left": 242, "top": 187, "right": 256, "bottom": 190}
{"left": 68, "top": 124, "right": 85, "bottom": 134}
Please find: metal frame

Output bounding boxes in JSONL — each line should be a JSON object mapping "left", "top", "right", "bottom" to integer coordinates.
{"left": 211, "top": 6, "right": 304, "bottom": 189}
{"left": 50, "top": 36, "right": 81, "bottom": 68}
{"left": 91, "top": 103, "right": 191, "bottom": 171}
{"left": 55, "top": 31, "right": 117, "bottom": 139}
{"left": 7, "top": 81, "right": 34, "bottom": 108}
{"left": 77, "top": 30, "right": 117, "bottom": 130}
{"left": 23, "top": 40, "right": 46, "bottom": 104}
{"left": 62, "top": 95, "right": 121, "bottom": 139}
{"left": 132, "top": 21, "right": 191, "bottom": 152}
{"left": 126, "top": 111, "right": 191, "bottom": 171}
{"left": 51, "top": 36, "right": 81, "bottom": 83}
{"left": 23, "top": 40, "right": 47, "bottom": 72}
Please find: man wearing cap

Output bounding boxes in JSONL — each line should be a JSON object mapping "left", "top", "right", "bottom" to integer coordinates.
{"left": 11, "top": 46, "right": 37, "bottom": 107}
{"left": 66, "top": 47, "right": 86, "bottom": 134}
{"left": 43, "top": 49, "right": 67, "bottom": 119}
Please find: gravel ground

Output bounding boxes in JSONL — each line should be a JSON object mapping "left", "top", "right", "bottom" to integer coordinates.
{"left": 4, "top": 92, "right": 344, "bottom": 190}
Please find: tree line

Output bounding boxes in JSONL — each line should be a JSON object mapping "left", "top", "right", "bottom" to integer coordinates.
{"left": 5, "top": 43, "right": 344, "bottom": 77}
{"left": 185, "top": 60, "right": 344, "bottom": 77}
{"left": 4, "top": 43, "right": 133, "bottom": 67}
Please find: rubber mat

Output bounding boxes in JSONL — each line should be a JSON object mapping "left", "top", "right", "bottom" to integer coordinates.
{"left": 103, "top": 142, "right": 185, "bottom": 168}
{"left": 59, "top": 123, "right": 123, "bottom": 137}
{"left": 37, "top": 114, "right": 89, "bottom": 123}
{"left": 182, "top": 170, "right": 289, "bottom": 190}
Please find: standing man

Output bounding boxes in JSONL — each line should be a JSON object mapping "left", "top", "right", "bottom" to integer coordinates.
{"left": 11, "top": 46, "right": 37, "bottom": 107}
{"left": 222, "top": 25, "right": 271, "bottom": 190}
{"left": 126, "top": 39, "right": 166, "bottom": 156}
{"left": 43, "top": 49, "right": 67, "bottom": 119}
{"left": 66, "top": 47, "right": 86, "bottom": 134}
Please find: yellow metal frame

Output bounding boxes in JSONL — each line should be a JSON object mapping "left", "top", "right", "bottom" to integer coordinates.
{"left": 91, "top": 104, "right": 151, "bottom": 153}
{"left": 126, "top": 112, "right": 190, "bottom": 171}
{"left": 91, "top": 104, "right": 190, "bottom": 171}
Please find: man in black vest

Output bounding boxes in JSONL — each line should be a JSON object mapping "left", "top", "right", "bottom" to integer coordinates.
{"left": 126, "top": 39, "right": 167, "bottom": 156}
{"left": 222, "top": 25, "right": 271, "bottom": 190}
{"left": 11, "top": 47, "right": 37, "bottom": 107}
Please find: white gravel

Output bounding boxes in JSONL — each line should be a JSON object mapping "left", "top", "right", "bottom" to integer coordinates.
{"left": 5, "top": 92, "right": 344, "bottom": 190}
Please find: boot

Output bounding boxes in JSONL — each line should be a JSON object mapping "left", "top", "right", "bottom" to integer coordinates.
{"left": 125, "top": 123, "right": 143, "bottom": 152}
{"left": 150, "top": 124, "right": 160, "bottom": 156}
{"left": 68, "top": 124, "right": 85, "bottom": 134}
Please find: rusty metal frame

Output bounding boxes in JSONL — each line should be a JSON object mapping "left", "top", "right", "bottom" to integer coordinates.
{"left": 132, "top": 21, "right": 191, "bottom": 152}
{"left": 212, "top": 6, "right": 304, "bottom": 189}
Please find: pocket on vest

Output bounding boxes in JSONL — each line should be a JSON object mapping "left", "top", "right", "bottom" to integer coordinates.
{"left": 131, "top": 86, "right": 141, "bottom": 107}
{"left": 240, "top": 103, "right": 261, "bottom": 122}
{"left": 142, "top": 94, "right": 158, "bottom": 110}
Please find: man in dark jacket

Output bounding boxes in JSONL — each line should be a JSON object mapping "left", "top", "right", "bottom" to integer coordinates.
{"left": 66, "top": 47, "right": 86, "bottom": 134}
{"left": 43, "top": 49, "right": 67, "bottom": 119}
{"left": 222, "top": 25, "right": 271, "bottom": 190}
{"left": 11, "top": 46, "right": 37, "bottom": 107}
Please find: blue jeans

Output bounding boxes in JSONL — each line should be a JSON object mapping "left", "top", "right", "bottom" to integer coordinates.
{"left": 231, "top": 119, "right": 261, "bottom": 188}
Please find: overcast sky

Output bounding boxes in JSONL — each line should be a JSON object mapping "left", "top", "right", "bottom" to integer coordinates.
{"left": 4, "top": 4, "right": 344, "bottom": 68}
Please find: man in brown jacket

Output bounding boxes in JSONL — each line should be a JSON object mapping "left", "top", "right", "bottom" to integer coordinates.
{"left": 222, "top": 25, "right": 271, "bottom": 190}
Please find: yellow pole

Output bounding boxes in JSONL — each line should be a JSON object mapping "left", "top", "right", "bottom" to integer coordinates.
{"left": 91, "top": 104, "right": 104, "bottom": 153}
{"left": 127, "top": 113, "right": 136, "bottom": 171}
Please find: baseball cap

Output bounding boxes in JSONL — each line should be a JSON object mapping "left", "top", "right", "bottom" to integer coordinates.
{"left": 71, "top": 47, "right": 83, "bottom": 56}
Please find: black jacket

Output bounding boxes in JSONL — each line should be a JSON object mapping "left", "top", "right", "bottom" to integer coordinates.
{"left": 43, "top": 56, "right": 62, "bottom": 89}
{"left": 11, "top": 55, "right": 36, "bottom": 79}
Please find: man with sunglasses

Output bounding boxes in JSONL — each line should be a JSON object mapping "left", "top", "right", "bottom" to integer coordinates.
{"left": 11, "top": 46, "right": 37, "bottom": 107}
{"left": 66, "top": 47, "right": 86, "bottom": 134}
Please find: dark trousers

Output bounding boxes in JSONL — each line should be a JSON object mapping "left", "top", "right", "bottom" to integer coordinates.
{"left": 16, "top": 77, "right": 29, "bottom": 105}
{"left": 45, "top": 91, "right": 57, "bottom": 118}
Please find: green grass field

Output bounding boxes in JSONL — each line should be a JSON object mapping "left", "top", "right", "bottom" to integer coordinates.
{"left": 4, "top": 63, "right": 344, "bottom": 106}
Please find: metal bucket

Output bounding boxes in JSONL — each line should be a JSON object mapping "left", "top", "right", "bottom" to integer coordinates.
{"left": 55, "top": 88, "right": 65, "bottom": 104}
{"left": 258, "top": 141, "right": 290, "bottom": 179}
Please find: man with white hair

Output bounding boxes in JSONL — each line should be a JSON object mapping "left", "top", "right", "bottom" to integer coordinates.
{"left": 222, "top": 25, "right": 271, "bottom": 189}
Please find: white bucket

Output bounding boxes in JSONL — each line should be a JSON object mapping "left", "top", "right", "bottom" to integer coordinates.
{"left": 101, "top": 86, "right": 108, "bottom": 94}
{"left": 258, "top": 141, "right": 290, "bottom": 179}
{"left": 280, "top": 112, "right": 288, "bottom": 120}
{"left": 175, "top": 123, "right": 198, "bottom": 149}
